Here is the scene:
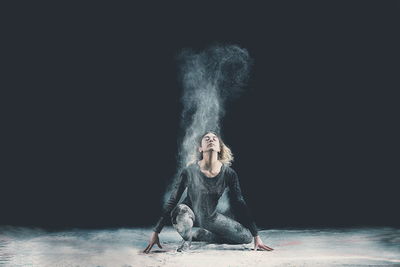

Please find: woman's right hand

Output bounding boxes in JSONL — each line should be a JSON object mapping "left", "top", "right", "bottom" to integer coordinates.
{"left": 143, "top": 231, "right": 162, "bottom": 253}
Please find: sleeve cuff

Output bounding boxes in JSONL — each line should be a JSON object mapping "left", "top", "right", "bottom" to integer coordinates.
{"left": 249, "top": 222, "right": 259, "bottom": 237}
{"left": 152, "top": 216, "right": 167, "bottom": 233}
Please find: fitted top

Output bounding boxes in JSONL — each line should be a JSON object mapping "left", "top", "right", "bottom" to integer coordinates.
{"left": 152, "top": 162, "right": 259, "bottom": 237}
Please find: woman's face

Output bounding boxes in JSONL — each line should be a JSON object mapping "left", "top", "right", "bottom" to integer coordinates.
{"left": 199, "top": 132, "right": 221, "bottom": 154}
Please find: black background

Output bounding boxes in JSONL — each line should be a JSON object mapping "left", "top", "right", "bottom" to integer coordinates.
{"left": 1, "top": 1, "right": 399, "bottom": 230}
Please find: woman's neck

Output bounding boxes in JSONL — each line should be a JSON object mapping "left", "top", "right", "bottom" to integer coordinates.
{"left": 199, "top": 151, "right": 220, "bottom": 171}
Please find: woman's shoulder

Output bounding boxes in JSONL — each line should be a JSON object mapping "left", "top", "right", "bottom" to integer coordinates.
{"left": 182, "top": 163, "right": 198, "bottom": 174}
{"left": 223, "top": 164, "right": 237, "bottom": 177}
{"left": 223, "top": 163, "right": 234, "bottom": 170}
{"left": 185, "top": 162, "right": 197, "bottom": 169}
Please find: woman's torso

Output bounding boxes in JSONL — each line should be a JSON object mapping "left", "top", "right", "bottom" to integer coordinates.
{"left": 182, "top": 162, "right": 231, "bottom": 225}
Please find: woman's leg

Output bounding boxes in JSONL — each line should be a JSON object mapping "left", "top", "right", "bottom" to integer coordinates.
{"left": 202, "top": 212, "right": 253, "bottom": 244}
{"left": 191, "top": 227, "right": 226, "bottom": 244}
{"left": 170, "top": 204, "right": 225, "bottom": 244}
{"left": 170, "top": 204, "right": 194, "bottom": 241}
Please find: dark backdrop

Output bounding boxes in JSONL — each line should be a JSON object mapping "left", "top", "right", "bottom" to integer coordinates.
{"left": 1, "top": 1, "right": 399, "bottom": 230}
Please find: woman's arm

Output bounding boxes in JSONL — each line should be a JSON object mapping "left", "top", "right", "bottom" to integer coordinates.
{"left": 227, "top": 169, "right": 274, "bottom": 251}
{"left": 227, "top": 169, "right": 259, "bottom": 237}
{"left": 152, "top": 168, "right": 188, "bottom": 234}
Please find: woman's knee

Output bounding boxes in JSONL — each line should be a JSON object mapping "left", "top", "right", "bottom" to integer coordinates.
{"left": 170, "top": 204, "right": 196, "bottom": 241}
{"left": 242, "top": 231, "right": 253, "bottom": 244}
{"left": 233, "top": 222, "right": 253, "bottom": 244}
{"left": 228, "top": 224, "right": 253, "bottom": 244}
{"left": 203, "top": 213, "right": 253, "bottom": 244}
{"left": 234, "top": 224, "right": 253, "bottom": 244}
{"left": 229, "top": 231, "right": 253, "bottom": 244}
{"left": 170, "top": 204, "right": 195, "bottom": 224}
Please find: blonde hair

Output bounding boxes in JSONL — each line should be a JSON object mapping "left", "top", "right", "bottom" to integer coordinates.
{"left": 186, "top": 131, "right": 234, "bottom": 167}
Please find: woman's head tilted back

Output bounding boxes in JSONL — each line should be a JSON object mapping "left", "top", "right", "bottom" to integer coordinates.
{"left": 187, "top": 131, "right": 234, "bottom": 167}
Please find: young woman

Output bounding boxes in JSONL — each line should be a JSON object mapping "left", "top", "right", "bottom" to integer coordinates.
{"left": 143, "top": 131, "right": 273, "bottom": 253}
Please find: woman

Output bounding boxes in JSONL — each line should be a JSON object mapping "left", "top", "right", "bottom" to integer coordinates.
{"left": 143, "top": 131, "right": 273, "bottom": 253}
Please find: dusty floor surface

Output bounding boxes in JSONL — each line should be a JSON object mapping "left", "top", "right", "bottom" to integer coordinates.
{"left": 0, "top": 226, "right": 399, "bottom": 267}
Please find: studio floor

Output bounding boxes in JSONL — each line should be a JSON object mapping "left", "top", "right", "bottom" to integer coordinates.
{"left": 1, "top": 226, "right": 399, "bottom": 267}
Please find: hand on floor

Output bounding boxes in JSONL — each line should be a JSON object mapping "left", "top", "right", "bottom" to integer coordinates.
{"left": 253, "top": 235, "right": 274, "bottom": 251}
{"left": 143, "top": 231, "right": 162, "bottom": 253}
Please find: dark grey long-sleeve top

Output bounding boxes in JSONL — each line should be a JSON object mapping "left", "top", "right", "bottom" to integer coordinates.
{"left": 152, "top": 163, "right": 259, "bottom": 237}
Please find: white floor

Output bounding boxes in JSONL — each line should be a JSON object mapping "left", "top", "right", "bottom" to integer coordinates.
{"left": 0, "top": 226, "right": 399, "bottom": 267}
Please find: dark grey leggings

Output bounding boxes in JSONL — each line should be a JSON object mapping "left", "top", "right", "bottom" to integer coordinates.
{"left": 170, "top": 204, "right": 253, "bottom": 244}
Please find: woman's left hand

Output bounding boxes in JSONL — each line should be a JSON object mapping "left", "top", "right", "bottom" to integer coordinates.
{"left": 253, "top": 235, "right": 274, "bottom": 251}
